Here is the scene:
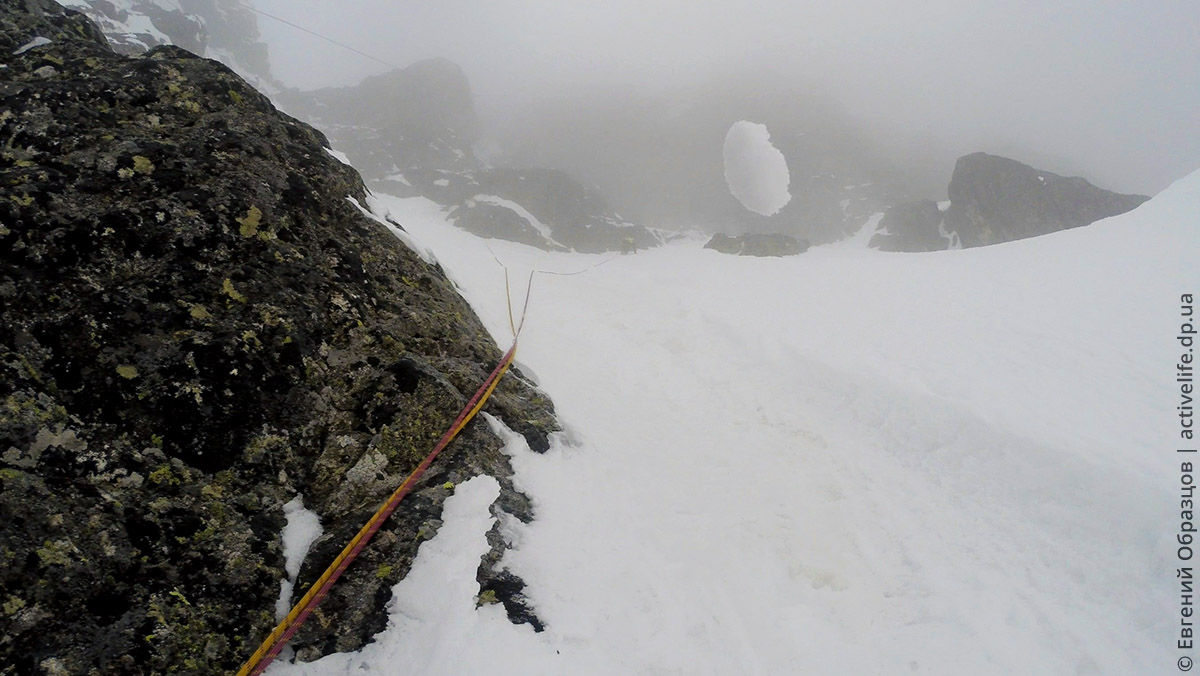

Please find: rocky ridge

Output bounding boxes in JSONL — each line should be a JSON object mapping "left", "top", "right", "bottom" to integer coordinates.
{"left": 277, "top": 59, "right": 662, "bottom": 254}
{"left": 0, "top": 2, "right": 554, "bottom": 674}
{"left": 870, "top": 152, "right": 1149, "bottom": 252}
{"left": 60, "top": 0, "right": 280, "bottom": 92}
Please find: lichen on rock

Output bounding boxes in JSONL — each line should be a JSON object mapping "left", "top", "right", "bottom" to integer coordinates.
{"left": 0, "top": 2, "right": 557, "bottom": 674}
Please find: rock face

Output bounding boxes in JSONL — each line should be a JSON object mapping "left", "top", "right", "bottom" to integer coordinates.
{"left": 278, "top": 60, "right": 660, "bottom": 253}
{"left": 868, "top": 200, "right": 953, "bottom": 252}
{"left": 703, "top": 233, "right": 809, "bottom": 257}
{"left": 945, "top": 152, "right": 1150, "bottom": 248}
{"left": 60, "top": 0, "right": 280, "bottom": 92}
{"left": 275, "top": 58, "right": 481, "bottom": 181}
{"left": 0, "top": 2, "right": 554, "bottom": 674}
{"left": 441, "top": 168, "right": 662, "bottom": 254}
{"left": 872, "top": 153, "right": 1150, "bottom": 252}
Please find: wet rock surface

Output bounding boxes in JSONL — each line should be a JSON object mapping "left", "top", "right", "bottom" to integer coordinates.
{"left": 0, "top": 2, "right": 555, "bottom": 674}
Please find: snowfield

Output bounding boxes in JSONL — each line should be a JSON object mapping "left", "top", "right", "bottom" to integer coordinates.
{"left": 270, "top": 170, "right": 1199, "bottom": 675}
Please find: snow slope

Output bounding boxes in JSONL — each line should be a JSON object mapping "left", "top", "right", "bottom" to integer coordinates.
{"left": 271, "top": 170, "right": 1199, "bottom": 675}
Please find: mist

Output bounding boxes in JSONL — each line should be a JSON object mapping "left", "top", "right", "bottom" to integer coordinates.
{"left": 255, "top": 0, "right": 1198, "bottom": 201}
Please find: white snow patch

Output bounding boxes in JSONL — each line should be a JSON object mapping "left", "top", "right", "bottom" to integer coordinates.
{"left": 13, "top": 37, "right": 52, "bottom": 55}
{"left": 347, "top": 194, "right": 438, "bottom": 265}
{"left": 472, "top": 194, "right": 560, "bottom": 247}
{"left": 723, "top": 120, "right": 791, "bottom": 216}
{"left": 433, "top": 179, "right": 450, "bottom": 187}
{"left": 265, "top": 476, "right": 560, "bottom": 675}
{"left": 830, "top": 211, "right": 885, "bottom": 249}
{"left": 323, "top": 148, "right": 353, "bottom": 166}
{"left": 274, "top": 497, "right": 322, "bottom": 622}
{"left": 938, "top": 200, "right": 951, "bottom": 211}
{"left": 382, "top": 173, "right": 413, "bottom": 187}
{"left": 938, "top": 218, "right": 962, "bottom": 249}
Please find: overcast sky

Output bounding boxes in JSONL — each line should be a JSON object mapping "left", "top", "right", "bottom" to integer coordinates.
{"left": 255, "top": 0, "right": 1198, "bottom": 195}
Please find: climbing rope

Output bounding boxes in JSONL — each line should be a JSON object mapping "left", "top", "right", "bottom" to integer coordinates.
{"left": 235, "top": 342, "right": 517, "bottom": 676}
{"left": 238, "top": 244, "right": 606, "bottom": 674}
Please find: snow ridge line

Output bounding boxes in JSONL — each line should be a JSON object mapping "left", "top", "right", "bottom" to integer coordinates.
{"left": 236, "top": 343, "right": 519, "bottom": 676}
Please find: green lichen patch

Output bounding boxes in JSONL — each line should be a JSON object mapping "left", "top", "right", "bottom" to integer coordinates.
{"left": 132, "top": 155, "right": 155, "bottom": 175}
{"left": 222, "top": 278, "right": 247, "bottom": 303}
{"left": 237, "top": 205, "right": 262, "bottom": 237}
{"left": 3, "top": 596, "right": 27, "bottom": 616}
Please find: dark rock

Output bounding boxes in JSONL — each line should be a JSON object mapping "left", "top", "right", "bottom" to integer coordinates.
{"left": 945, "top": 152, "right": 1149, "bottom": 247}
{"left": 704, "top": 233, "right": 809, "bottom": 257}
{"left": 442, "top": 168, "right": 661, "bottom": 254}
{"left": 0, "top": 3, "right": 555, "bottom": 674}
{"left": 62, "top": 0, "right": 280, "bottom": 91}
{"left": 868, "top": 200, "right": 952, "bottom": 252}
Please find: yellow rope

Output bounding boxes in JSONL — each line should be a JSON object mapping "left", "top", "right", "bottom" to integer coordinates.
{"left": 236, "top": 346, "right": 516, "bottom": 676}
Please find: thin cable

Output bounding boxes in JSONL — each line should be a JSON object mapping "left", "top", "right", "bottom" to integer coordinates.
{"left": 515, "top": 271, "right": 534, "bottom": 337}
{"left": 534, "top": 253, "right": 620, "bottom": 277}
{"left": 229, "top": 0, "right": 402, "bottom": 70}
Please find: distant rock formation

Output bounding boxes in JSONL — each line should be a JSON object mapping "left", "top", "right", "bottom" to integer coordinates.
{"left": 61, "top": 0, "right": 280, "bottom": 91}
{"left": 436, "top": 168, "right": 661, "bottom": 254}
{"left": 868, "top": 200, "right": 954, "bottom": 252}
{"left": 870, "top": 153, "right": 1149, "bottom": 252}
{"left": 704, "top": 233, "right": 809, "bottom": 257}
{"left": 0, "top": 2, "right": 554, "bottom": 673}
{"left": 278, "top": 60, "right": 661, "bottom": 254}
{"left": 487, "top": 80, "right": 926, "bottom": 245}
{"left": 275, "top": 58, "right": 482, "bottom": 181}
{"left": 946, "top": 152, "right": 1149, "bottom": 248}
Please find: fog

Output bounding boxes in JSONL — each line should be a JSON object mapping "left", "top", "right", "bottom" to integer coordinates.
{"left": 256, "top": 0, "right": 1198, "bottom": 200}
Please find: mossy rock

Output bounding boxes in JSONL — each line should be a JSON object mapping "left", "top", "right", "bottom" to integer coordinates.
{"left": 0, "top": 2, "right": 556, "bottom": 674}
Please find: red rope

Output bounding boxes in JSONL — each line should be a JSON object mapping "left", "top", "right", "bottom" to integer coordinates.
{"left": 238, "top": 343, "right": 517, "bottom": 676}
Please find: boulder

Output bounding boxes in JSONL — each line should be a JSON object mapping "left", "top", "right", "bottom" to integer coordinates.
{"left": 0, "top": 2, "right": 555, "bottom": 674}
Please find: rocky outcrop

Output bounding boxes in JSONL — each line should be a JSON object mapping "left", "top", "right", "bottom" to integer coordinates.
{"left": 275, "top": 58, "right": 482, "bottom": 181}
{"left": 704, "top": 233, "right": 809, "bottom": 257}
{"left": 868, "top": 200, "right": 953, "bottom": 252}
{"left": 870, "top": 153, "right": 1149, "bottom": 252}
{"left": 61, "top": 0, "right": 280, "bottom": 92}
{"left": 278, "top": 60, "right": 661, "bottom": 254}
{"left": 0, "top": 2, "right": 554, "bottom": 674}
{"left": 945, "top": 152, "right": 1149, "bottom": 248}
{"left": 438, "top": 168, "right": 661, "bottom": 254}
